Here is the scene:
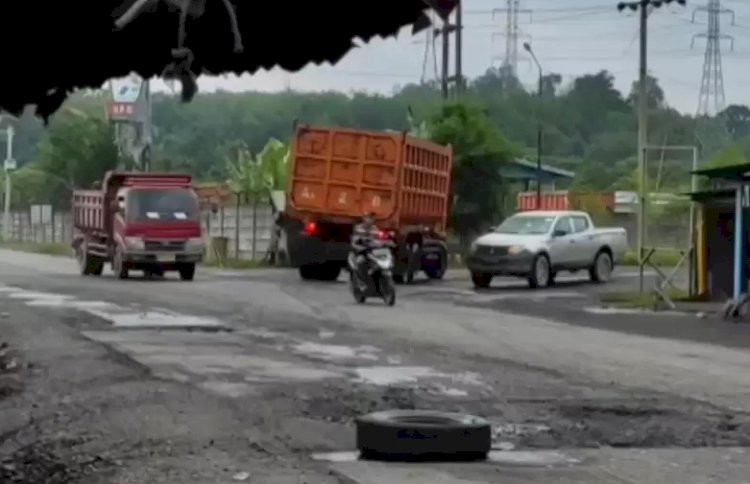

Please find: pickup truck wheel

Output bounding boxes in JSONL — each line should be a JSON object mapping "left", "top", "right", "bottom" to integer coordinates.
{"left": 528, "top": 254, "right": 551, "bottom": 289}
{"left": 178, "top": 263, "right": 196, "bottom": 281}
{"left": 471, "top": 272, "right": 492, "bottom": 289}
{"left": 590, "top": 250, "right": 613, "bottom": 283}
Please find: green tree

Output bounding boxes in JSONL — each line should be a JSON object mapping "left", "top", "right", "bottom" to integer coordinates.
{"left": 428, "top": 102, "right": 517, "bottom": 244}
{"left": 34, "top": 109, "right": 121, "bottom": 208}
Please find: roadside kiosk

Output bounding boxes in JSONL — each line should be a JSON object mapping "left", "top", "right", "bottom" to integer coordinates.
{"left": 689, "top": 163, "right": 750, "bottom": 307}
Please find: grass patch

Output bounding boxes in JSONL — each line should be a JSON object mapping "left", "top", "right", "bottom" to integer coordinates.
{"left": 621, "top": 248, "right": 687, "bottom": 267}
{"left": 0, "top": 240, "right": 71, "bottom": 257}
{"left": 600, "top": 287, "right": 691, "bottom": 310}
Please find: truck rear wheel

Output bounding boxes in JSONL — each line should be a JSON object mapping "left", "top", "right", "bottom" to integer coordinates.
{"left": 471, "top": 272, "right": 492, "bottom": 289}
{"left": 424, "top": 247, "right": 448, "bottom": 280}
{"left": 77, "top": 243, "right": 103, "bottom": 276}
{"left": 178, "top": 263, "right": 196, "bottom": 281}
{"left": 299, "top": 263, "right": 341, "bottom": 282}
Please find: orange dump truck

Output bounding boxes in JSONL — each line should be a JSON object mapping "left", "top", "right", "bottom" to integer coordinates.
{"left": 284, "top": 124, "right": 453, "bottom": 283}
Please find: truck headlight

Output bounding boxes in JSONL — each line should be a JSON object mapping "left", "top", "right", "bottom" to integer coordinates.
{"left": 508, "top": 245, "right": 525, "bottom": 255}
{"left": 123, "top": 236, "right": 144, "bottom": 250}
{"left": 186, "top": 237, "right": 205, "bottom": 251}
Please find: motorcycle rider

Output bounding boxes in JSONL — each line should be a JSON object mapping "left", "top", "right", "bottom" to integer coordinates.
{"left": 351, "top": 212, "right": 380, "bottom": 279}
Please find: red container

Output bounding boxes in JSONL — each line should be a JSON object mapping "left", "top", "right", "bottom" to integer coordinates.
{"left": 517, "top": 191, "right": 614, "bottom": 212}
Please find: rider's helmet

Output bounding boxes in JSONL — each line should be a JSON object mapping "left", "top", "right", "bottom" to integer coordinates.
{"left": 362, "top": 212, "right": 376, "bottom": 226}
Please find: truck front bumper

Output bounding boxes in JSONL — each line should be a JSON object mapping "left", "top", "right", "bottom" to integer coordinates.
{"left": 466, "top": 252, "right": 534, "bottom": 276}
{"left": 123, "top": 251, "right": 204, "bottom": 266}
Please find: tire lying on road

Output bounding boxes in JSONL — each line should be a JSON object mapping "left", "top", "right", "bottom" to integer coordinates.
{"left": 355, "top": 410, "right": 492, "bottom": 461}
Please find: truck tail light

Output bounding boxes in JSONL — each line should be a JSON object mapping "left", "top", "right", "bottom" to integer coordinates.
{"left": 304, "top": 221, "right": 318, "bottom": 236}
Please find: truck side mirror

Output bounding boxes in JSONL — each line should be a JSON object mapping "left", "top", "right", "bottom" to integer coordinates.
{"left": 552, "top": 229, "right": 567, "bottom": 238}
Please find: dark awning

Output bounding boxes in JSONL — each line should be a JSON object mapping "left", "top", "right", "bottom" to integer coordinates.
{"left": 681, "top": 189, "right": 736, "bottom": 202}
{"left": 1, "top": 0, "right": 457, "bottom": 119}
{"left": 692, "top": 162, "right": 750, "bottom": 180}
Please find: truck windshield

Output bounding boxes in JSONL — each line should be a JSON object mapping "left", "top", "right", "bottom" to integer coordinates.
{"left": 126, "top": 189, "right": 199, "bottom": 222}
{"left": 495, "top": 215, "right": 556, "bottom": 235}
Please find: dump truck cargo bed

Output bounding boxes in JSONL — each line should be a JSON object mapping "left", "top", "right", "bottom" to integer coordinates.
{"left": 288, "top": 125, "right": 453, "bottom": 232}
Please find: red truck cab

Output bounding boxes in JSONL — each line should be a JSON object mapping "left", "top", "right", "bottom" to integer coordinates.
{"left": 72, "top": 171, "right": 204, "bottom": 280}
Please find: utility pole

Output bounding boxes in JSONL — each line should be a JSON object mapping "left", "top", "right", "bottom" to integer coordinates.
{"left": 692, "top": 0, "right": 735, "bottom": 116}
{"left": 524, "top": 42, "right": 543, "bottom": 210}
{"left": 617, "top": 0, "right": 686, "bottom": 294}
{"left": 438, "top": 1, "right": 463, "bottom": 99}
{"left": 2, "top": 125, "right": 15, "bottom": 241}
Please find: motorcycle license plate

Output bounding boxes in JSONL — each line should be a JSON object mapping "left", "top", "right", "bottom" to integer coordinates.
{"left": 372, "top": 248, "right": 390, "bottom": 257}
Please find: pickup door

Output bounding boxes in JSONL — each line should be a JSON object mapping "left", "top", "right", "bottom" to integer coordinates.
{"left": 548, "top": 216, "right": 578, "bottom": 266}
{"left": 568, "top": 214, "right": 597, "bottom": 265}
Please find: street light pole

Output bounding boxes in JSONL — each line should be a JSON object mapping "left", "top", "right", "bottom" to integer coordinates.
{"left": 2, "top": 125, "right": 15, "bottom": 241}
{"left": 524, "top": 42, "right": 543, "bottom": 210}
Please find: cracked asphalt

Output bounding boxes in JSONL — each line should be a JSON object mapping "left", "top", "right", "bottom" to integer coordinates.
{"left": 1, "top": 249, "right": 749, "bottom": 483}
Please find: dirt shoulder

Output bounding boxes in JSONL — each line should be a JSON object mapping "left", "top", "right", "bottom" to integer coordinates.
{"left": 0, "top": 301, "right": 337, "bottom": 484}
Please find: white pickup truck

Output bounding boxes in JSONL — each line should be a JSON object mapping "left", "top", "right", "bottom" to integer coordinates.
{"left": 466, "top": 210, "right": 628, "bottom": 289}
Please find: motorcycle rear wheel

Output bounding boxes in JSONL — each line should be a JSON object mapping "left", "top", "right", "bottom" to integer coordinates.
{"left": 350, "top": 271, "right": 366, "bottom": 304}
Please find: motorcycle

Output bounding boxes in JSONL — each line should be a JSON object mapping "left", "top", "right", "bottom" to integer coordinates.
{"left": 347, "top": 241, "right": 396, "bottom": 306}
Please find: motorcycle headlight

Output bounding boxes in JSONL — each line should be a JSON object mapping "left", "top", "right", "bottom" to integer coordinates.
{"left": 123, "top": 236, "right": 144, "bottom": 250}
{"left": 508, "top": 245, "right": 526, "bottom": 255}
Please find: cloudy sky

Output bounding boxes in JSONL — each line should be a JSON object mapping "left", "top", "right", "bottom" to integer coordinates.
{"left": 154, "top": 0, "right": 750, "bottom": 114}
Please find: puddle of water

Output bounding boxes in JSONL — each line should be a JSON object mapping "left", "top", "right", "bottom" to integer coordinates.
{"left": 26, "top": 300, "right": 117, "bottom": 309}
{"left": 199, "top": 381, "right": 257, "bottom": 398}
{"left": 494, "top": 423, "right": 551, "bottom": 438}
{"left": 583, "top": 306, "right": 685, "bottom": 316}
{"left": 487, "top": 450, "right": 581, "bottom": 466}
{"left": 8, "top": 291, "right": 74, "bottom": 301}
{"left": 319, "top": 330, "right": 335, "bottom": 339}
{"left": 429, "top": 384, "right": 469, "bottom": 397}
{"left": 86, "top": 308, "right": 226, "bottom": 329}
{"left": 352, "top": 366, "right": 485, "bottom": 389}
{"left": 311, "top": 450, "right": 580, "bottom": 466}
{"left": 312, "top": 451, "right": 360, "bottom": 462}
{"left": 293, "top": 342, "right": 380, "bottom": 361}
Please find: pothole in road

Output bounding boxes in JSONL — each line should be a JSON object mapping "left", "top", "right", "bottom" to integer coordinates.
{"left": 291, "top": 342, "right": 381, "bottom": 362}
{"left": 0, "top": 285, "right": 230, "bottom": 332}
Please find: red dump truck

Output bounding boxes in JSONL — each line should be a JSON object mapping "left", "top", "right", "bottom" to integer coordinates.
{"left": 284, "top": 124, "right": 453, "bottom": 283}
{"left": 71, "top": 171, "right": 204, "bottom": 280}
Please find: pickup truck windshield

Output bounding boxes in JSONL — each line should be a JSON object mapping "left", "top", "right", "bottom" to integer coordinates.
{"left": 126, "top": 189, "right": 199, "bottom": 222}
{"left": 495, "top": 215, "right": 556, "bottom": 235}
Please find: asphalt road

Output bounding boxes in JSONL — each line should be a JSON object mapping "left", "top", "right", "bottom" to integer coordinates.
{"left": 0, "top": 250, "right": 749, "bottom": 483}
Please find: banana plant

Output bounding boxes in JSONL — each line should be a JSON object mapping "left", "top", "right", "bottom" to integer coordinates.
{"left": 256, "top": 138, "right": 290, "bottom": 192}
{"left": 225, "top": 144, "right": 272, "bottom": 203}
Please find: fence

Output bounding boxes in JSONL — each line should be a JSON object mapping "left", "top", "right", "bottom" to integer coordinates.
{"left": 0, "top": 204, "right": 276, "bottom": 261}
